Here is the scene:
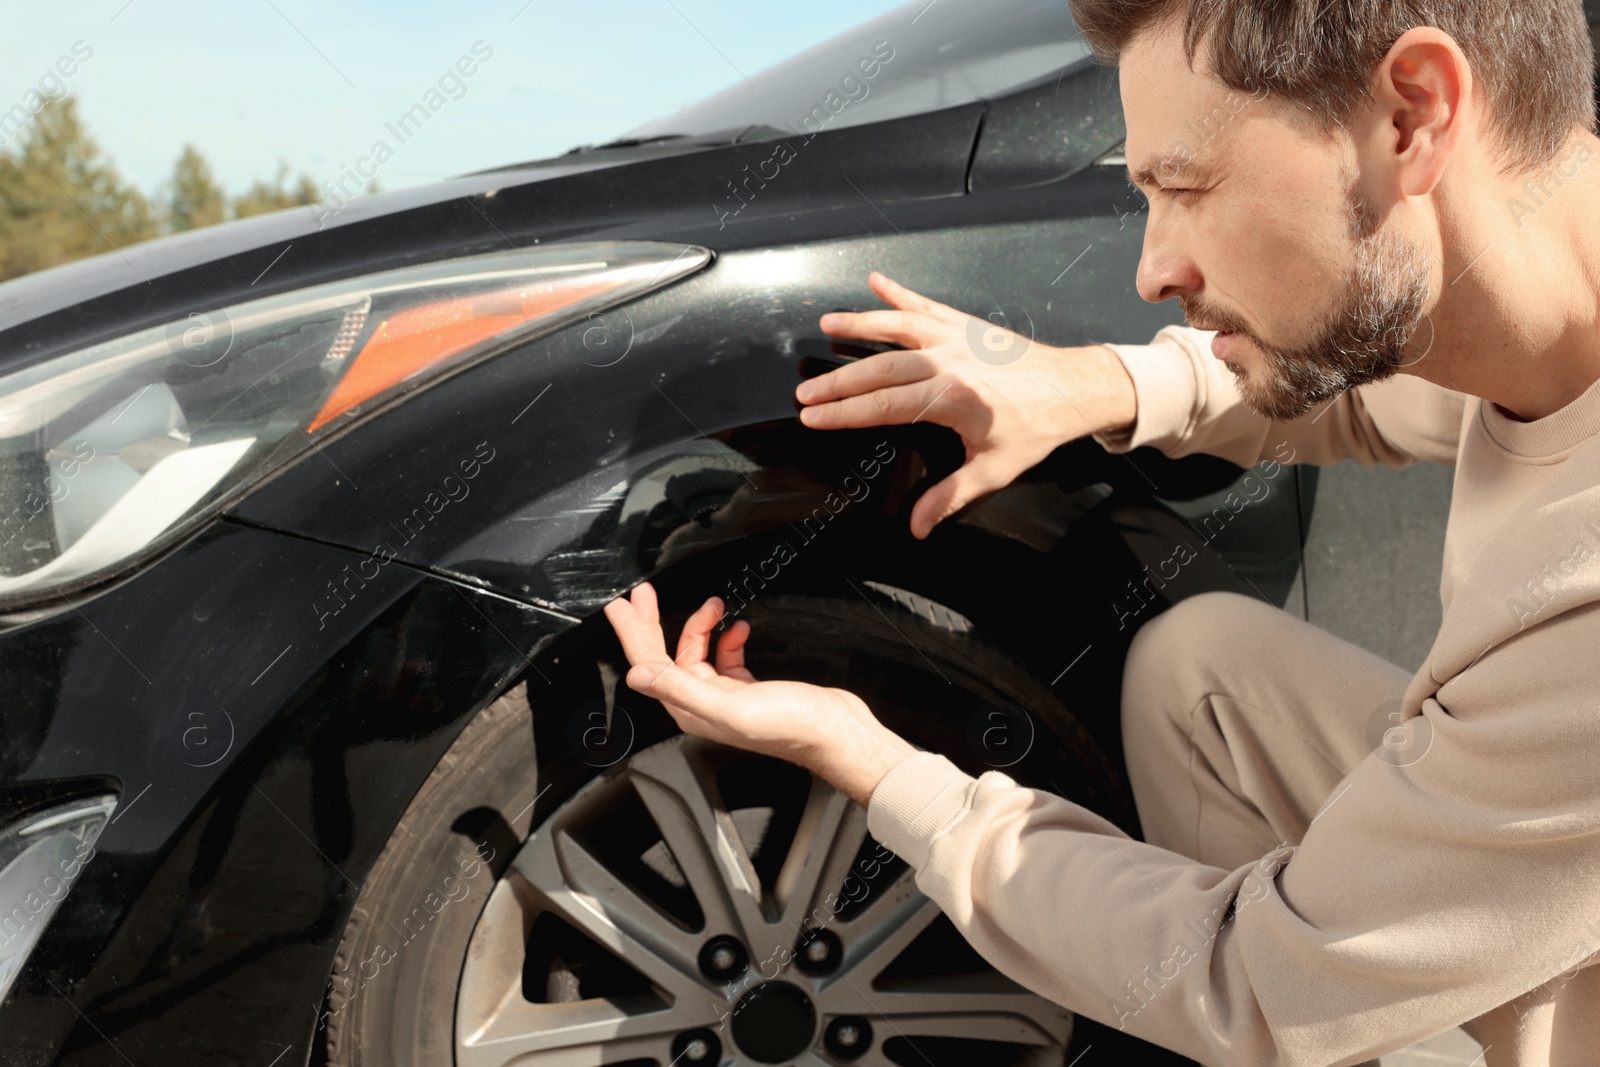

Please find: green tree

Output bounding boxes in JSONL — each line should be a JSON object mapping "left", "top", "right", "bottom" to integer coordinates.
{"left": 0, "top": 96, "right": 155, "bottom": 282}
{"left": 0, "top": 99, "right": 327, "bottom": 283}
{"left": 233, "top": 161, "right": 320, "bottom": 219}
{"left": 167, "top": 143, "right": 225, "bottom": 232}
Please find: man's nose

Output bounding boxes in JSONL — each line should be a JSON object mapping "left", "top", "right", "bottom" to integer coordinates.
{"left": 1136, "top": 227, "right": 1203, "bottom": 304}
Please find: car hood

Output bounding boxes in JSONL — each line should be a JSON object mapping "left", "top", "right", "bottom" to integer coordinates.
{"left": 0, "top": 148, "right": 700, "bottom": 338}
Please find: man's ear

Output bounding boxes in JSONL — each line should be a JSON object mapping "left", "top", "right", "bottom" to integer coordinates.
{"left": 1368, "top": 26, "right": 1472, "bottom": 197}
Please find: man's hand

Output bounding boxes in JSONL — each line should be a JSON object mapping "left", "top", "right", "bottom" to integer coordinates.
{"left": 802, "top": 271, "right": 1138, "bottom": 539}
{"left": 602, "top": 582, "right": 917, "bottom": 806}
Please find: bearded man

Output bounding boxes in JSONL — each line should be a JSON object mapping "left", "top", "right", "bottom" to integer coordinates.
{"left": 604, "top": 2, "right": 1600, "bottom": 1063}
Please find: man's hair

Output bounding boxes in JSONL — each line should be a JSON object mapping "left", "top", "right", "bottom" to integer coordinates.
{"left": 1068, "top": 0, "right": 1596, "bottom": 176}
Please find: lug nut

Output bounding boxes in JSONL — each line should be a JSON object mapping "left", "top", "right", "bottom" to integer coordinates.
{"left": 825, "top": 1016, "right": 872, "bottom": 1060}
{"left": 671, "top": 1029, "right": 721, "bottom": 1064}
{"left": 795, "top": 928, "right": 842, "bottom": 975}
{"left": 698, "top": 934, "right": 748, "bottom": 982}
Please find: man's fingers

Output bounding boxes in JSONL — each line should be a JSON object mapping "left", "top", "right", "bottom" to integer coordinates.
{"left": 817, "top": 308, "right": 936, "bottom": 349}
{"left": 868, "top": 272, "right": 967, "bottom": 325}
{"left": 629, "top": 580, "right": 660, "bottom": 626}
{"left": 623, "top": 658, "right": 681, "bottom": 696}
{"left": 625, "top": 659, "right": 731, "bottom": 719}
{"left": 675, "top": 596, "right": 724, "bottom": 666}
{"left": 908, "top": 455, "right": 1014, "bottom": 540}
{"left": 797, "top": 348, "right": 936, "bottom": 406}
{"left": 604, "top": 591, "right": 672, "bottom": 668}
{"left": 814, "top": 274, "right": 966, "bottom": 354}
{"left": 715, "top": 619, "right": 753, "bottom": 680}
{"left": 624, "top": 663, "right": 737, "bottom": 743}
{"left": 799, "top": 379, "right": 952, "bottom": 431}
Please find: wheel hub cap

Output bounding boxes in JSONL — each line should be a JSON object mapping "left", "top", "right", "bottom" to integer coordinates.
{"left": 730, "top": 980, "right": 816, "bottom": 1063}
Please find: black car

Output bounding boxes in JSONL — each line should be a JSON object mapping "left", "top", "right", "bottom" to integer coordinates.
{"left": 1, "top": 2, "right": 1375, "bottom": 1065}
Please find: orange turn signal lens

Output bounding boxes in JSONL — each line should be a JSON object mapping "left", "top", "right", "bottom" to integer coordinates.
{"left": 308, "top": 278, "right": 615, "bottom": 432}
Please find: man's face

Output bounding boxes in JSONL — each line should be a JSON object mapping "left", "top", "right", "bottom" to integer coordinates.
{"left": 1119, "top": 22, "right": 1434, "bottom": 420}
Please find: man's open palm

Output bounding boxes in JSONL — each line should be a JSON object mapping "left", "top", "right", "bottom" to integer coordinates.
{"left": 603, "top": 582, "right": 914, "bottom": 805}
{"left": 802, "top": 271, "right": 1135, "bottom": 538}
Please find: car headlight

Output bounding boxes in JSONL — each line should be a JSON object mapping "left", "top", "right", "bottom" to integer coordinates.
{"left": 0, "top": 240, "right": 710, "bottom": 610}
{"left": 0, "top": 795, "right": 117, "bottom": 1005}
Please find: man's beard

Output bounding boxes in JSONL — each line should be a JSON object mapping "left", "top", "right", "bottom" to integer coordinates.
{"left": 1181, "top": 183, "right": 1432, "bottom": 421}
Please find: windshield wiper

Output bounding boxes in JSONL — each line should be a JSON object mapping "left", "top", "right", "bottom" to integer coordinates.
{"left": 561, "top": 123, "right": 794, "bottom": 156}
{"left": 562, "top": 133, "right": 690, "bottom": 155}
{"left": 471, "top": 125, "right": 777, "bottom": 177}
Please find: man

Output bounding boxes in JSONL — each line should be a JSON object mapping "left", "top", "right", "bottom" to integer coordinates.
{"left": 603, "top": 1, "right": 1600, "bottom": 1063}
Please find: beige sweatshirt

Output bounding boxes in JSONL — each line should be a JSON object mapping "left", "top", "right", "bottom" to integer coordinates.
{"left": 866, "top": 325, "right": 1600, "bottom": 1067}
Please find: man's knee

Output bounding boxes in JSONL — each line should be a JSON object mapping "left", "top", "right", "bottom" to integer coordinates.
{"left": 1122, "top": 591, "right": 1266, "bottom": 731}
{"left": 1121, "top": 592, "right": 1283, "bottom": 853}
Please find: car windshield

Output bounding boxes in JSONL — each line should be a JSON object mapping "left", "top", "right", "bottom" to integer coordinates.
{"left": 619, "top": 0, "right": 1092, "bottom": 142}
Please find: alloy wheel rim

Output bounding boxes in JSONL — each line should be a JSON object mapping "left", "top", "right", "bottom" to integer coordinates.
{"left": 456, "top": 734, "right": 1071, "bottom": 1066}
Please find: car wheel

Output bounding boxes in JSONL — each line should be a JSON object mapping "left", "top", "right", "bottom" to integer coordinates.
{"left": 324, "top": 589, "right": 1127, "bottom": 1066}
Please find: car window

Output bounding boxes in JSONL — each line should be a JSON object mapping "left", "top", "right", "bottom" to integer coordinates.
{"left": 619, "top": 0, "right": 1091, "bottom": 142}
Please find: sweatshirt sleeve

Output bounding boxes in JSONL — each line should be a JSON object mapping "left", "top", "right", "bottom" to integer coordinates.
{"left": 1090, "top": 325, "right": 1467, "bottom": 468}
{"left": 866, "top": 621, "right": 1600, "bottom": 1067}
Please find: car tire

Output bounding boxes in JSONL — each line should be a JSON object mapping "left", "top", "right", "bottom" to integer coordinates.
{"left": 321, "top": 681, "right": 543, "bottom": 1065}
{"left": 322, "top": 588, "right": 1139, "bottom": 1066}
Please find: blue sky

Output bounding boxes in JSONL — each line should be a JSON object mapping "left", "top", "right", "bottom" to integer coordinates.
{"left": 0, "top": 0, "right": 907, "bottom": 197}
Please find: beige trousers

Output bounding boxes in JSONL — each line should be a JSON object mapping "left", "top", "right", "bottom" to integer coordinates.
{"left": 1120, "top": 591, "right": 1461, "bottom": 1067}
